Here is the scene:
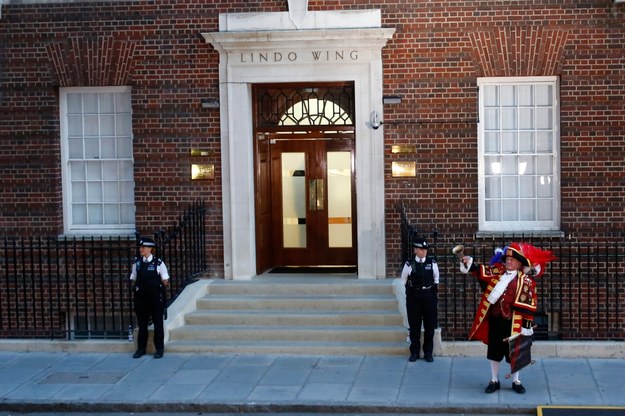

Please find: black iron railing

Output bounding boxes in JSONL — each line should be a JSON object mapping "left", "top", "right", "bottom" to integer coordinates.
{"left": 399, "top": 203, "right": 625, "bottom": 341}
{"left": 0, "top": 201, "right": 208, "bottom": 340}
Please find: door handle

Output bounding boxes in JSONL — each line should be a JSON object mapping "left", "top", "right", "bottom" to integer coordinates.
{"left": 308, "top": 179, "right": 324, "bottom": 211}
{"left": 315, "top": 178, "right": 324, "bottom": 210}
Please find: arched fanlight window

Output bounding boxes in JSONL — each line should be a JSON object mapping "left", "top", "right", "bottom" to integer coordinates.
{"left": 253, "top": 83, "right": 355, "bottom": 129}
{"left": 280, "top": 98, "right": 353, "bottom": 126}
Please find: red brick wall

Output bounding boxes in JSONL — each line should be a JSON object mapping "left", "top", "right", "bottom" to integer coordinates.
{"left": 0, "top": 1, "right": 624, "bottom": 279}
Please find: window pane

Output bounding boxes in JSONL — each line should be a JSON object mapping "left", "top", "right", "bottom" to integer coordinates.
{"left": 103, "top": 182, "right": 118, "bottom": 202}
{"left": 121, "top": 203, "right": 134, "bottom": 223}
{"left": 520, "top": 175, "right": 535, "bottom": 197}
{"left": 501, "top": 155, "right": 517, "bottom": 175}
{"left": 484, "top": 109, "right": 499, "bottom": 129}
{"left": 86, "top": 162, "right": 101, "bottom": 180}
{"left": 536, "top": 131, "right": 553, "bottom": 153}
{"left": 104, "top": 204, "right": 119, "bottom": 224}
{"left": 536, "top": 156, "right": 552, "bottom": 174}
{"left": 537, "top": 176, "right": 553, "bottom": 197}
{"left": 117, "top": 137, "right": 132, "bottom": 158}
{"left": 519, "top": 156, "right": 534, "bottom": 175}
{"left": 518, "top": 85, "right": 533, "bottom": 106}
{"left": 502, "top": 200, "right": 518, "bottom": 220}
{"left": 116, "top": 92, "right": 131, "bottom": 113}
{"left": 501, "top": 85, "right": 516, "bottom": 106}
{"left": 68, "top": 116, "right": 83, "bottom": 136}
{"left": 537, "top": 199, "right": 553, "bottom": 220}
{"left": 116, "top": 115, "right": 132, "bottom": 135}
{"left": 520, "top": 199, "right": 536, "bottom": 220}
{"left": 84, "top": 115, "right": 99, "bottom": 136}
{"left": 83, "top": 93, "right": 98, "bottom": 113}
{"left": 101, "top": 137, "right": 115, "bottom": 158}
{"left": 87, "top": 182, "right": 102, "bottom": 203}
{"left": 67, "top": 93, "right": 82, "bottom": 113}
{"left": 70, "top": 162, "right": 85, "bottom": 181}
{"left": 88, "top": 204, "right": 103, "bottom": 224}
{"left": 68, "top": 138, "right": 83, "bottom": 159}
{"left": 102, "top": 161, "right": 118, "bottom": 180}
{"left": 72, "top": 204, "right": 87, "bottom": 224}
{"left": 536, "top": 107, "right": 552, "bottom": 129}
{"left": 100, "top": 93, "right": 114, "bottom": 114}
{"left": 485, "top": 200, "right": 501, "bottom": 221}
{"left": 502, "top": 108, "right": 517, "bottom": 130}
{"left": 519, "top": 108, "right": 533, "bottom": 130}
{"left": 535, "top": 84, "right": 552, "bottom": 106}
{"left": 502, "top": 132, "right": 517, "bottom": 153}
{"left": 485, "top": 156, "right": 501, "bottom": 175}
{"left": 100, "top": 115, "right": 115, "bottom": 136}
{"left": 519, "top": 132, "right": 534, "bottom": 153}
{"left": 71, "top": 182, "right": 86, "bottom": 203}
{"left": 119, "top": 161, "right": 133, "bottom": 180}
{"left": 483, "top": 85, "right": 499, "bottom": 106}
{"left": 484, "top": 132, "right": 500, "bottom": 153}
{"left": 485, "top": 176, "right": 501, "bottom": 198}
{"left": 84, "top": 138, "right": 99, "bottom": 159}
{"left": 120, "top": 181, "right": 134, "bottom": 202}
{"left": 502, "top": 176, "right": 518, "bottom": 198}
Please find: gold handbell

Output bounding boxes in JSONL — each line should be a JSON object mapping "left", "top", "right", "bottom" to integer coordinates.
{"left": 452, "top": 244, "right": 465, "bottom": 260}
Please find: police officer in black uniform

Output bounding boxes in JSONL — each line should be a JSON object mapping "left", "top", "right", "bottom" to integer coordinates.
{"left": 400, "top": 238, "right": 440, "bottom": 362}
{"left": 129, "top": 237, "right": 169, "bottom": 359}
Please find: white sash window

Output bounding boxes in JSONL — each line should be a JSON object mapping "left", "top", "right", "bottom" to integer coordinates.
{"left": 60, "top": 86, "right": 135, "bottom": 235}
{"left": 478, "top": 77, "right": 560, "bottom": 232}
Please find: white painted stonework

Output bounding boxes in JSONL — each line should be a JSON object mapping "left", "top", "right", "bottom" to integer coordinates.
{"left": 203, "top": 11, "right": 394, "bottom": 280}
{"left": 287, "top": 0, "right": 308, "bottom": 27}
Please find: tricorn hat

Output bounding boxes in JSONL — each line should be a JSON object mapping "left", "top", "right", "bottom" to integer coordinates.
{"left": 502, "top": 242, "right": 557, "bottom": 277}
{"left": 503, "top": 242, "right": 531, "bottom": 267}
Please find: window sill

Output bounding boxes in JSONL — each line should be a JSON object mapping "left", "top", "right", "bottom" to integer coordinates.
{"left": 475, "top": 230, "right": 565, "bottom": 239}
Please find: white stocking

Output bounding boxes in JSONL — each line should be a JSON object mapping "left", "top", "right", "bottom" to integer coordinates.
{"left": 489, "top": 360, "right": 500, "bottom": 382}
{"left": 512, "top": 371, "right": 520, "bottom": 383}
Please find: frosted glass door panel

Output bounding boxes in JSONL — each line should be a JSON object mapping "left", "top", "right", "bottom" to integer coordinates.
{"left": 282, "top": 152, "right": 306, "bottom": 248}
{"left": 327, "top": 151, "right": 352, "bottom": 248}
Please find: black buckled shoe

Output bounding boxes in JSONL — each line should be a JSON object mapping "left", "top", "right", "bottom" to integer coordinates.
{"left": 485, "top": 380, "right": 500, "bottom": 393}
{"left": 408, "top": 353, "right": 419, "bottom": 362}
{"left": 425, "top": 356, "right": 434, "bottom": 362}
{"left": 132, "top": 349, "right": 146, "bottom": 359}
{"left": 512, "top": 381, "right": 526, "bottom": 394}
{"left": 154, "top": 349, "right": 164, "bottom": 359}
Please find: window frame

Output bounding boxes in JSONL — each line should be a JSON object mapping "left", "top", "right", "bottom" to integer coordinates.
{"left": 59, "top": 86, "right": 135, "bottom": 236}
{"left": 477, "top": 76, "right": 561, "bottom": 233}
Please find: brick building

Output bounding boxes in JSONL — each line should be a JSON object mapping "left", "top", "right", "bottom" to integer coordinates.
{"left": 1, "top": 0, "right": 624, "bottom": 281}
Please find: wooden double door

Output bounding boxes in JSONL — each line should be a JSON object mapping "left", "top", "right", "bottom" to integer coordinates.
{"left": 255, "top": 133, "right": 357, "bottom": 272}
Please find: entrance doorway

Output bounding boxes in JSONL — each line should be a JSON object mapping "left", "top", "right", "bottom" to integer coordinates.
{"left": 254, "top": 83, "right": 357, "bottom": 273}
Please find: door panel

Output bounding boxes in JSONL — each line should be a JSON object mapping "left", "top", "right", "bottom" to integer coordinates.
{"left": 270, "top": 137, "right": 356, "bottom": 267}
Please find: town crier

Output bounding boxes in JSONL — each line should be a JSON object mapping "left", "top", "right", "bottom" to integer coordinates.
{"left": 458, "top": 242, "right": 555, "bottom": 394}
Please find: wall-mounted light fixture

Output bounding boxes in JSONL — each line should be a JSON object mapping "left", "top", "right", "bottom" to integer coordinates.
{"left": 383, "top": 95, "right": 402, "bottom": 105}
{"left": 201, "top": 98, "right": 220, "bottom": 109}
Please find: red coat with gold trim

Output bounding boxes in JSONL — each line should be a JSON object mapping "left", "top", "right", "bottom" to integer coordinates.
{"left": 468, "top": 263, "right": 537, "bottom": 344}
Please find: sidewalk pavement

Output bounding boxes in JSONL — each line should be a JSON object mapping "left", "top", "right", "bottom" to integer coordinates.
{"left": 0, "top": 350, "right": 624, "bottom": 414}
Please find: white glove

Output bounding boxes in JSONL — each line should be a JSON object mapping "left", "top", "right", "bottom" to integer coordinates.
{"left": 521, "top": 327, "right": 534, "bottom": 336}
{"left": 459, "top": 256, "right": 473, "bottom": 274}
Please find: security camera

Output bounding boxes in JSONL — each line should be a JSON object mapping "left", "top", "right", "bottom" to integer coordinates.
{"left": 370, "top": 111, "right": 382, "bottom": 130}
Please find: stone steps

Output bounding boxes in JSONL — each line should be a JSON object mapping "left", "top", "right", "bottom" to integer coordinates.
{"left": 184, "top": 309, "right": 403, "bottom": 326}
{"left": 165, "top": 277, "right": 408, "bottom": 355}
